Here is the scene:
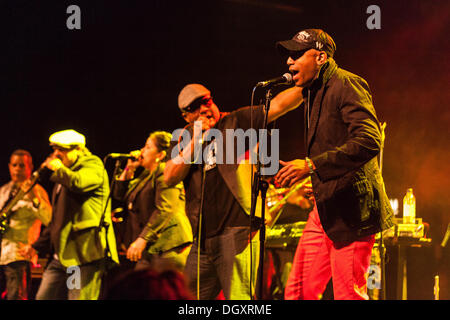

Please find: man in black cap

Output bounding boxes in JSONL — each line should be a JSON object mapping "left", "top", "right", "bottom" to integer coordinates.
{"left": 165, "top": 84, "right": 304, "bottom": 299}
{"left": 274, "top": 29, "right": 393, "bottom": 300}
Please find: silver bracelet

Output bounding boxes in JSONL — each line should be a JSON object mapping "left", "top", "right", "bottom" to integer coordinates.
{"left": 305, "top": 157, "right": 314, "bottom": 175}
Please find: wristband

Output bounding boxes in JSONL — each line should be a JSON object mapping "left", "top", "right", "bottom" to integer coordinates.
{"left": 305, "top": 157, "right": 314, "bottom": 175}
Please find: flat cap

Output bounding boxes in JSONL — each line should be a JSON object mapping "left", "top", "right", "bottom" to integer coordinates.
{"left": 178, "top": 84, "right": 210, "bottom": 112}
{"left": 49, "top": 129, "right": 86, "bottom": 149}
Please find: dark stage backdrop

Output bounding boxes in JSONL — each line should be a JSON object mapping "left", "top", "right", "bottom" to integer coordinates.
{"left": 1, "top": 0, "right": 449, "bottom": 299}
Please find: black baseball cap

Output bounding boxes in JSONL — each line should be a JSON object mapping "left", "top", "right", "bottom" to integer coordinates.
{"left": 276, "top": 29, "right": 336, "bottom": 59}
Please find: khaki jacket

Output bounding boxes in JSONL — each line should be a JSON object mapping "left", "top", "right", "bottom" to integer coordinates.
{"left": 45, "top": 154, "right": 119, "bottom": 267}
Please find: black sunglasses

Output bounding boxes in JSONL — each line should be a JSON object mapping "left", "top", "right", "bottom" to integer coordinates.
{"left": 288, "top": 50, "right": 307, "bottom": 61}
{"left": 182, "top": 96, "right": 213, "bottom": 113}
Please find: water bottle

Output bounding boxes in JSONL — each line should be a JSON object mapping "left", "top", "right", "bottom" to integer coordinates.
{"left": 402, "top": 188, "right": 416, "bottom": 224}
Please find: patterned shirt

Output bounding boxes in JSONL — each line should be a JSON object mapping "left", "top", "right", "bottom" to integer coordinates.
{"left": 0, "top": 181, "right": 51, "bottom": 265}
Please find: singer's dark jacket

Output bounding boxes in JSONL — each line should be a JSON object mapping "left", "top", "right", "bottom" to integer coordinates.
{"left": 113, "top": 162, "right": 192, "bottom": 255}
{"left": 305, "top": 58, "right": 394, "bottom": 242}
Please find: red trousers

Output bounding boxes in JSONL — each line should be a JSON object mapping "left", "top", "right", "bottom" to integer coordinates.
{"left": 285, "top": 205, "right": 375, "bottom": 300}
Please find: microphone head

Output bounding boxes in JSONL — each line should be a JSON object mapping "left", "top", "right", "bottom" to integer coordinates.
{"left": 256, "top": 73, "right": 293, "bottom": 88}
{"left": 107, "top": 153, "right": 139, "bottom": 160}
{"left": 283, "top": 73, "right": 293, "bottom": 84}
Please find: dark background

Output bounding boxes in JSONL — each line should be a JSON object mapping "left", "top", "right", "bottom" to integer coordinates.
{"left": 1, "top": 0, "right": 449, "bottom": 299}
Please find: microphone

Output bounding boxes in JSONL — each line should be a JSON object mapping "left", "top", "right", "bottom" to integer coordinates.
{"left": 106, "top": 153, "right": 139, "bottom": 160}
{"left": 256, "top": 73, "right": 293, "bottom": 88}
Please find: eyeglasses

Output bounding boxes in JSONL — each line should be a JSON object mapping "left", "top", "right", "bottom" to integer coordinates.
{"left": 182, "top": 96, "right": 213, "bottom": 113}
{"left": 288, "top": 50, "right": 307, "bottom": 61}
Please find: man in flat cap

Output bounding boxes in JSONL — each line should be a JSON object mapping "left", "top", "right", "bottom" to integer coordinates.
{"left": 274, "top": 29, "right": 393, "bottom": 300}
{"left": 165, "top": 83, "right": 304, "bottom": 299}
{"left": 31, "top": 129, "right": 118, "bottom": 300}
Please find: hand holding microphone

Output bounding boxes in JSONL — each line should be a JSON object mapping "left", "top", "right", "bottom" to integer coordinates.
{"left": 115, "top": 150, "right": 141, "bottom": 181}
{"left": 125, "top": 150, "right": 142, "bottom": 169}
{"left": 41, "top": 153, "right": 64, "bottom": 171}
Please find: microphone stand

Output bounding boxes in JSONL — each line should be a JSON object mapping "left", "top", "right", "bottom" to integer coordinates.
{"left": 435, "top": 223, "right": 450, "bottom": 300}
{"left": 100, "top": 157, "right": 123, "bottom": 264}
{"left": 441, "top": 223, "right": 450, "bottom": 248}
{"left": 378, "top": 122, "right": 387, "bottom": 300}
{"left": 250, "top": 88, "right": 272, "bottom": 300}
{"left": 101, "top": 158, "right": 122, "bottom": 226}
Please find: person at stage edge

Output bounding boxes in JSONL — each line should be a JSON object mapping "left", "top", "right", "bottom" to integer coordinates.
{"left": 274, "top": 29, "right": 394, "bottom": 300}
{"left": 0, "top": 149, "right": 52, "bottom": 300}
{"left": 112, "top": 131, "right": 192, "bottom": 272}
{"left": 30, "top": 129, "right": 119, "bottom": 300}
{"left": 164, "top": 83, "right": 304, "bottom": 299}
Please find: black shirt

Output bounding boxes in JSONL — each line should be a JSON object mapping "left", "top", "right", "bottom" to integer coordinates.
{"left": 202, "top": 165, "right": 249, "bottom": 238}
{"left": 178, "top": 106, "right": 266, "bottom": 239}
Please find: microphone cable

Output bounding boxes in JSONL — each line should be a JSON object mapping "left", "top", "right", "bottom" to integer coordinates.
{"left": 196, "top": 163, "right": 207, "bottom": 300}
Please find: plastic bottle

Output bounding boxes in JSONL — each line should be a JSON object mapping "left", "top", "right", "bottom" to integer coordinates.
{"left": 402, "top": 188, "right": 416, "bottom": 224}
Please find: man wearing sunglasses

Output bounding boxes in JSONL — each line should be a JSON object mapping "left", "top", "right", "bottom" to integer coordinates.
{"left": 164, "top": 83, "right": 304, "bottom": 299}
{"left": 274, "top": 29, "right": 394, "bottom": 300}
